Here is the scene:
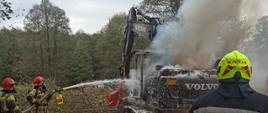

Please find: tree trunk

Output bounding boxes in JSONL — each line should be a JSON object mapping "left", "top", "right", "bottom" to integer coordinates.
{"left": 43, "top": 0, "right": 52, "bottom": 78}
{"left": 52, "top": 27, "right": 58, "bottom": 82}
{"left": 40, "top": 43, "right": 45, "bottom": 74}
{"left": 39, "top": 32, "right": 45, "bottom": 75}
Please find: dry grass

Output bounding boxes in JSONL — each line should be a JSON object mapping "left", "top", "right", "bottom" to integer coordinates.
{"left": 15, "top": 83, "right": 119, "bottom": 113}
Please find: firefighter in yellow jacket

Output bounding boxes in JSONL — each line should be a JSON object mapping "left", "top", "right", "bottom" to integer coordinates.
{"left": 27, "top": 75, "right": 50, "bottom": 113}
{"left": 0, "top": 77, "right": 21, "bottom": 113}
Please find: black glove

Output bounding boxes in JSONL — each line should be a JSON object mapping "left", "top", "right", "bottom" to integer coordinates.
{"left": 33, "top": 100, "right": 41, "bottom": 106}
{"left": 42, "top": 85, "right": 47, "bottom": 91}
{"left": 46, "top": 93, "right": 53, "bottom": 102}
{"left": 26, "top": 96, "right": 34, "bottom": 105}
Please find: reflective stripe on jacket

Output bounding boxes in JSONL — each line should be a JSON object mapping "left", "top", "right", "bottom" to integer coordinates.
{"left": 193, "top": 107, "right": 259, "bottom": 113}
{"left": 27, "top": 88, "right": 47, "bottom": 105}
{"left": 27, "top": 87, "right": 49, "bottom": 113}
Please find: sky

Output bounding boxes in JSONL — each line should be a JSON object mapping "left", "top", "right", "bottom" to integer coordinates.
{"left": 0, "top": 0, "right": 142, "bottom": 34}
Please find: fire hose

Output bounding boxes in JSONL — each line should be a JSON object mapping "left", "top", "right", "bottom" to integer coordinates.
{"left": 21, "top": 79, "right": 124, "bottom": 113}
{"left": 21, "top": 87, "right": 72, "bottom": 113}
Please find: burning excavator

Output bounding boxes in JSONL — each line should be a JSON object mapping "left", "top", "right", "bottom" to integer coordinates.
{"left": 117, "top": 7, "right": 219, "bottom": 113}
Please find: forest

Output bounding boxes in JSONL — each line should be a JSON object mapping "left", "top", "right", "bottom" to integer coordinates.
{"left": 1, "top": 0, "right": 268, "bottom": 113}
{"left": 0, "top": 0, "right": 181, "bottom": 85}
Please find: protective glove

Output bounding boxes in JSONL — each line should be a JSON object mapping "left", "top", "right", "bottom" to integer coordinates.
{"left": 32, "top": 99, "right": 41, "bottom": 106}
{"left": 26, "top": 96, "right": 33, "bottom": 104}
{"left": 46, "top": 93, "right": 53, "bottom": 102}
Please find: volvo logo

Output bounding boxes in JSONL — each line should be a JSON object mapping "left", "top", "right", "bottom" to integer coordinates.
{"left": 185, "top": 83, "right": 218, "bottom": 90}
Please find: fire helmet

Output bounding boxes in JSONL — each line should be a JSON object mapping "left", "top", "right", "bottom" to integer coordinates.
{"left": 2, "top": 77, "right": 15, "bottom": 91}
{"left": 33, "top": 75, "right": 44, "bottom": 86}
{"left": 217, "top": 50, "right": 252, "bottom": 81}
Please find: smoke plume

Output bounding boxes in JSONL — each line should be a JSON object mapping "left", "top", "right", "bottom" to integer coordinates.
{"left": 149, "top": 0, "right": 263, "bottom": 70}
{"left": 147, "top": 0, "right": 268, "bottom": 93}
{"left": 245, "top": 16, "right": 268, "bottom": 93}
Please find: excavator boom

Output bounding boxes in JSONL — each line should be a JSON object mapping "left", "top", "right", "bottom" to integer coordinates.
{"left": 120, "top": 7, "right": 159, "bottom": 78}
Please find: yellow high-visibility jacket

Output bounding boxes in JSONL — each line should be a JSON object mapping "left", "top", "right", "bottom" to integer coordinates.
{"left": 27, "top": 87, "right": 49, "bottom": 113}
{"left": 0, "top": 92, "right": 20, "bottom": 113}
{"left": 27, "top": 88, "right": 47, "bottom": 105}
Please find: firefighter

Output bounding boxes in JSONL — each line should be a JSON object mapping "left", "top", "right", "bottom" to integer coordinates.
{"left": 27, "top": 75, "right": 51, "bottom": 113}
{"left": 190, "top": 50, "right": 268, "bottom": 113}
{"left": 107, "top": 82, "right": 126, "bottom": 109}
{"left": 0, "top": 77, "right": 20, "bottom": 113}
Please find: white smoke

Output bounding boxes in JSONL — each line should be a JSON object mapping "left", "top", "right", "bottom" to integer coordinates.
{"left": 149, "top": 0, "right": 264, "bottom": 69}
{"left": 245, "top": 16, "right": 268, "bottom": 94}
{"left": 148, "top": 0, "right": 268, "bottom": 93}
{"left": 126, "top": 69, "right": 141, "bottom": 96}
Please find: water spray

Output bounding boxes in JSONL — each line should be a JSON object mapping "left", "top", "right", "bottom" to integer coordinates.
{"left": 62, "top": 79, "right": 125, "bottom": 91}
{"left": 22, "top": 79, "right": 128, "bottom": 113}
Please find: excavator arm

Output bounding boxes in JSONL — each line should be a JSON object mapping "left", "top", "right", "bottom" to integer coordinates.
{"left": 120, "top": 7, "right": 160, "bottom": 78}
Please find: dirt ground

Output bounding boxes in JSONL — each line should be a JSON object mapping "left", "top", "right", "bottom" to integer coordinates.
{"left": 15, "top": 83, "right": 268, "bottom": 113}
